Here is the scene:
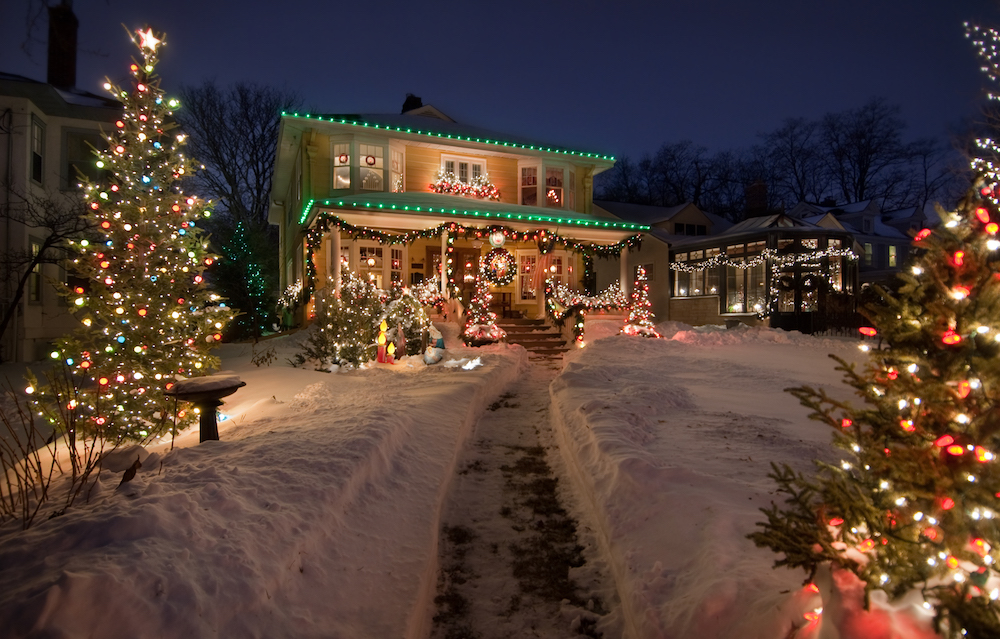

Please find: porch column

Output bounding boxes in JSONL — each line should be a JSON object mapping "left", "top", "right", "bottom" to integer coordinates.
{"left": 441, "top": 229, "right": 450, "bottom": 299}
{"left": 332, "top": 225, "right": 342, "bottom": 297}
{"left": 620, "top": 248, "right": 629, "bottom": 294}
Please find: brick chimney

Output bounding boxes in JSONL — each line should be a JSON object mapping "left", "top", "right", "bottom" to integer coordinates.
{"left": 47, "top": 1, "right": 78, "bottom": 88}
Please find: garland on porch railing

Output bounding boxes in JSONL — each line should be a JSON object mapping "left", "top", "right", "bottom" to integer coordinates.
{"left": 545, "top": 279, "right": 629, "bottom": 345}
{"left": 302, "top": 213, "right": 643, "bottom": 300}
{"left": 668, "top": 246, "right": 858, "bottom": 319}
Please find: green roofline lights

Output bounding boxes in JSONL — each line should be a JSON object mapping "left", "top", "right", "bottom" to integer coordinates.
{"left": 282, "top": 112, "right": 615, "bottom": 161}
{"left": 300, "top": 198, "right": 648, "bottom": 230}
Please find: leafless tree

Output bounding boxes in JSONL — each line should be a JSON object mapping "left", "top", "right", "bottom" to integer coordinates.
{"left": 174, "top": 81, "right": 300, "bottom": 338}
{"left": 762, "top": 117, "right": 830, "bottom": 205}
{"left": 0, "top": 188, "right": 94, "bottom": 353}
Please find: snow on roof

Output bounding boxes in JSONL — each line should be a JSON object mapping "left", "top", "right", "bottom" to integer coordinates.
{"left": 593, "top": 200, "right": 692, "bottom": 225}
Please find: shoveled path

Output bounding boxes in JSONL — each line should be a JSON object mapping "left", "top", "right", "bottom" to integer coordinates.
{"left": 430, "top": 357, "right": 621, "bottom": 639}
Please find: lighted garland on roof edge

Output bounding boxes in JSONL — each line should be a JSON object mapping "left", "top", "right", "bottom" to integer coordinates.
{"left": 669, "top": 247, "right": 858, "bottom": 319}
{"left": 302, "top": 213, "right": 642, "bottom": 300}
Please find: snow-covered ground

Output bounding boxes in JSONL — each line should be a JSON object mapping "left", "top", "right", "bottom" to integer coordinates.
{"left": 0, "top": 321, "right": 941, "bottom": 638}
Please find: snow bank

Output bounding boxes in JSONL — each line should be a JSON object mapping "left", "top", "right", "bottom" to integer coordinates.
{"left": 0, "top": 333, "right": 527, "bottom": 639}
{"left": 550, "top": 328, "right": 934, "bottom": 638}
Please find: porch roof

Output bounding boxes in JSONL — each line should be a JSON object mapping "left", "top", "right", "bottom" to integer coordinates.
{"left": 300, "top": 193, "right": 650, "bottom": 233}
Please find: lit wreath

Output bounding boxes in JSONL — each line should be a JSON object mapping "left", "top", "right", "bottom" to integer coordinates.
{"left": 338, "top": 153, "right": 348, "bottom": 164}
{"left": 482, "top": 247, "right": 516, "bottom": 286}
{"left": 366, "top": 155, "right": 376, "bottom": 166}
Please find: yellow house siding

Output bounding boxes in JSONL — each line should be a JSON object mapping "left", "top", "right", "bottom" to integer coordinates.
{"left": 403, "top": 146, "right": 518, "bottom": 205}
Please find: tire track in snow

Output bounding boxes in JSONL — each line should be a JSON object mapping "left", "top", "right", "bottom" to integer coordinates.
{"left": 430, "top": 358, "right": 620, "bottom": 639}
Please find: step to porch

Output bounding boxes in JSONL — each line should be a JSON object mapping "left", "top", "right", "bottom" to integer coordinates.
{"left": 498, "top": 318, "right": 571, "bottom": 357}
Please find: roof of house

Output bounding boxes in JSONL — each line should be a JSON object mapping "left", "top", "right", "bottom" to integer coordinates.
{"left": 593, "top": 200, "right": 692, "bottom": 225}
{"left": 0, "top": 71, "right": 119, "bottom": 119}
{"left": 302, "top": 192, "right": 649, "bottom": 232}
{"left": 281, "top": 109, "right": 615, "bottom": 161}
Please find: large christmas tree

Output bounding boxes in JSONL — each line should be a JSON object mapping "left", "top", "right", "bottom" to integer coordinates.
{"left": 749, "top": 27, "right": 1000, "bottom": 637}
{"left": 30, "top": 28, "right": 233, "bottom": 442}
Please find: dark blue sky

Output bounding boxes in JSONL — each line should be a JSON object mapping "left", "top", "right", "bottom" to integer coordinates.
{"left": 2, "top": 0, "right": 996, "bottom": 159}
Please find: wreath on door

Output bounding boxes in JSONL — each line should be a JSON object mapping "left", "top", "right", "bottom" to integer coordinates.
{"left": 482, "top": 247, "right": 516, "bottom": 286}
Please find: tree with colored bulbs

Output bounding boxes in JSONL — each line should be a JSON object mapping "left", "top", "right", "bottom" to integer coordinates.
{"left": 621, "top": 266, "right": 660, "bottom": 338}
{"left": 462, "top": 268, "right": 506, "bottom": 346}
{"left": 29, "top": 28, "right": 233, "bottom": 443}
{"left": 749, "top": 26, "right": 1000, "bottom": 636}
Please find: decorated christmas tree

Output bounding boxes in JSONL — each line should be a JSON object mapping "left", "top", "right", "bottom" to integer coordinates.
{"left": 462, "top": 269, "right": 506, "bottom": 346}
{"left": 291, "top": 269, "right": 382, "bottom": 369}
{"left": 621, "top": 266, "right": 660, "bottom": 338}
{"left": 749, "top": 26, "right": 1000, "bottom": 635}
{"left": 28, "top": 28, "right": 233, "bottom": 442}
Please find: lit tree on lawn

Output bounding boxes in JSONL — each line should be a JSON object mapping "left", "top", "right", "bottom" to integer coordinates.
{"left": 29, "top": 28, "right": 233, "bottom": 443}
{"left": 621, "top": 266, "right": 660, "bottom": 338}
{"left": 462, "top": 268, "right": 505, "bottom": 346}
{"left": 749, "top": 25, "right": 1000, "bottom": 637}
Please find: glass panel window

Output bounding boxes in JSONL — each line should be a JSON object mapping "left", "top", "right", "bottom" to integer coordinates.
{"left": 690, "top": 268, "right": 704, "bottom": 295}
{"left": 359, "top": 246, "right": 383, "bottom": 287}
{"left": 391, "top": 149, "right": 404, "bottom": 192}
{"left": 689, "top": 250, "right": 703, "bottom": 259}
{"left": 675, "top": 269, "right": 690, "bottom": 296}
{"left": 747, "top": 241, "right": 766, "bottom": 254}
{"left": 390, "top": 247, "right": 403, "bottom": 283}
{"left": 828, "top": 238, "right": 841, "bottom": 249}
{"left": 545, "top": 168, "right": 563, "bottom": 207}
{"left": 517, "top": 251, "right": 537, "bottom": 301}
{"left": 31, "top": 119, "right": 44, "bottom": 184}
{"left": 458, "top": 162, "right": 469, "bottom": 183}
{"left": 726, "top": 244, "right": 745, "bottom": 256}
{"left": 747, "top": 261, "right": 766, "bottom": 314}
{"left": 333, "top": 143, "right": 351, "bottom": 189}
{"left": 864, "top": 243, "right": 873, "bottom": 266}
{"left": 707, "top": 267, "right": 720, "bottom": 295}
{"left": 359, "top": 144, "right": 384, "bottom": 191}
{"left": 521, "top": 167, "right": 538, "bottom": 206}
{"left": 28, "top": 238, "right": 41, "bottom": 302}
{"left": 705, "top": 248, "right": 720, "bottom": 258}
{"left": 802, "top": 238, "right": 819, "bottom": 249}
{"left": 726, "top": 259, "right": 744, "bottom": 312}
{"left": 888, "top": 245, "right": 897, "bottom": 267}
{"left": 676, "top": 252, "right": 688, "bottom": 262}
{"left": 65, "top": 131, "right": 105, "bottom": 188}
{"left": 829, "top": 256, "right": 843, "bottom": 292}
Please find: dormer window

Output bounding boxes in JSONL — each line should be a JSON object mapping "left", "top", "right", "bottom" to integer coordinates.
{"left": 521, "top": 167, "right": 538, "bottom": 206}
{"left": 442, "top": 155, "right": 484, "bottom": 184}
{"left": 545, "top": 167, "right": 563, "bottom": 207}
{"left": 333, "top": 143, "right": 350, "bottom": 189}
{"left": 359, "top": 144, "right": 384, "bottom": 190}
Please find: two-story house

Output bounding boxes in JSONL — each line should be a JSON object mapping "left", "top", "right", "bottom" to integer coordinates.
{"left": 268, "top": 97, "right": 647, "bottom": 323}
{"left": 0, "top": 2, "right": 118, "bottom": 361}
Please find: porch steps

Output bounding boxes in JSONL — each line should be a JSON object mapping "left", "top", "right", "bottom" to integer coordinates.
{"left": 498, "top": 318, "right": 571, "bottom": 357}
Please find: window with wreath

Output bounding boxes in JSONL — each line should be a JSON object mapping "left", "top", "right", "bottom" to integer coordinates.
{"left": 517, "top": 250, "right": 537, "bottom": 301}
{"left": 333, "top": 143, "right": 351, "bottom": 189}
{"left": 359, "top": 144, "right": 384, "bottom": 190}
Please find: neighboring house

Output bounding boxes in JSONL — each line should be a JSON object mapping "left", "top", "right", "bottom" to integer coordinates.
{"left": 787, "top": 200, "right": 912, "bottom": 286}
{"left": 0, "top": 2, "right": 118, "bottom": 361}
{"left": 268, "top": 97, "right": 647, "bottom": 323}
{"left": 666, "top": 213, "right": 859, "bottom": 333}
{"left": 594, "top": 201, "right": 724, "bottom": 321}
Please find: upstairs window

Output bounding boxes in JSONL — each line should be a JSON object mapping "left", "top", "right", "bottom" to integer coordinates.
{"left": 567, "top": 171, "right": 576, "bottom": 210}
{"left": 442, "top": 155, "right": 485, "bottom": 183}
{"left": 31, "top": 119, "right": 45, "bottom": 184}
{"left": 333, "top": 143, "right": 351, "bottom": 189}
{"left": 888, "top": 245, "right": 897, "bottom": 267}
{"left": 391, "top": 149, "right": 404, "bottom": 192}
{"left": 545, "top": 167, "right": 563, "bottom": 207}
{"left": 65, "top": 130, "right": 105, "bottom": 188}
{"left": 359, "top": 144, "right": 384, "bottom": 191}
{"left": 521, "top": 167, "right": 538, "bottom": 206}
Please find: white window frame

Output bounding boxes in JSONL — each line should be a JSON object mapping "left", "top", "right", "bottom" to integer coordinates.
{"left": 332, "top": 141, "right": 351, "bottom": 190}
{"left": 358, "top": 143, "right": 384, "bottom": 191}
{"left": 544, "top": 166, "right": 565, "bottom": 208}
{"left": 518, "top": 163, "right": 540, "bottom": 206}
{"left": 441, "top": 154, "right": 486, "bottom": 184}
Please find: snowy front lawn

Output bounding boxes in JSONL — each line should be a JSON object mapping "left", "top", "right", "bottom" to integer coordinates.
{"left": 551, "top": 321, "right": 939, "bottom": 638}
{"left": 0, "top": 335, "right": 526, "bottom": 639}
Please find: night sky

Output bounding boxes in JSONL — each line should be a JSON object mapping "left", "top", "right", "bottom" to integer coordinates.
{"left": 1, "top": 0, "right": 997, "bottom": 160}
